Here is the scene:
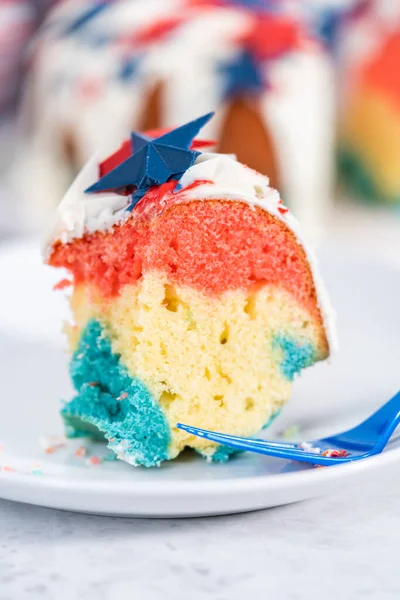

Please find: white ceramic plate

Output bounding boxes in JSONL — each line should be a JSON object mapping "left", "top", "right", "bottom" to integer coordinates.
{"left": 0, "top": 240, "right": 399, "bottom": 518}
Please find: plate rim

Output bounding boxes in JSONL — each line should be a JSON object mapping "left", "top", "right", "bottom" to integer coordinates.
{"left": 1, "top": 444, "right": 399, "bottom": 497}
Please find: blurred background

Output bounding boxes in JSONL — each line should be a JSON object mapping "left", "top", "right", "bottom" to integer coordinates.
{"left": 0, "top": 0, "right": 399, "bottom": 265}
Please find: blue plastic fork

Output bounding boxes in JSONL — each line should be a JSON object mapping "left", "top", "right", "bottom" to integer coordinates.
{"left": 177, "top": 390, "right": 400, "bottom": 466}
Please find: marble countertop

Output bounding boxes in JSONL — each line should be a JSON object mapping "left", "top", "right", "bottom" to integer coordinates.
{"left": 1, "top": 467, "right": 399, "bottom": 600}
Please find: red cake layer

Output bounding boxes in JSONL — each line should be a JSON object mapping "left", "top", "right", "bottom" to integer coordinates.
{"left": 49, "top": 199, "right": 320, "bottom": 317}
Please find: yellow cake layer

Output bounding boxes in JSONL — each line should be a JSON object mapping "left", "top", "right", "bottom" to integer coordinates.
{"left": 341, "top": 86, "right": 400, "bottom": 199}
{"left": 66, "top": 271, "right": 324, "bottom": 458}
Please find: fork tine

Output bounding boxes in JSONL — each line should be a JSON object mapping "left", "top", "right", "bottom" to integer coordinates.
{"left": 177, "top": 423, "right": 298, "bottom": 454}
{"left": 177, "top": 423, "right": 284, "bottom": 449}
{"left": 176, "top": 423, "right": 354, "bottom": 465}
{"left": 176, "top": 423, "right": 298, "bottom": 449}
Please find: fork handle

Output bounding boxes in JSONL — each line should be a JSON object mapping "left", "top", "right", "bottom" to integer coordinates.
{"left": 355, "top": 390, "right": 400, "bottom": 434}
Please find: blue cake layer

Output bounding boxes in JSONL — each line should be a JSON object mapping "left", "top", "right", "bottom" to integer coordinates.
{"left": 273, "top": 333, "right": 316, "bottom": 381}
{"left": 62, "top": 319, "right": 171, "bottom": 467}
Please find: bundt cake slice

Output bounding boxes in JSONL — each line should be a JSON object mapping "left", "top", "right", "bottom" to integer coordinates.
{"left": 46, "top": 114, "right": 335, "bottom": 466}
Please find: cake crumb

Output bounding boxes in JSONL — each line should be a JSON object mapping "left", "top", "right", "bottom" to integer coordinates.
{"left": 39, "top": 435, "right": 67, "bottom": 454}
{"left": 2, "top": 465, "right": 15, "bottom": 473}
{"left": 31, "top": 463, "right": 43, "bottom": 476}
{"left": 322, "top": 449, "right": 349, "bottom": 458}
{"left": 298, "top": 441, "right": 321, "bottom": 454}
{"left": 282, "top": 424, "right": 300, "bottom": 440}
{"left": 53, "top": 278, "right": 72, "bottom": 291}
{"left": 103, "top": 453, "right": 118, "bottom": 462}
{"left": 75, "top": 446, "right": 87, "bottom": 458}
{"left": 86, "top": 456, "right": 102, "bottom": 466}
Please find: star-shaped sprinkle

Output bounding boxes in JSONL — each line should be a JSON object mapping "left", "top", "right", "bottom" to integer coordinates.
{"left": 86, "top": 112, "right": 214, "bottom": 209}
{"left": 63, "top": 2, "right": 113, "bottom": 36}
{"left": 99, "top": 130, "right": 215, "bottom": 179}
{"left": 143, "top": 128, "right": 216, "bottom": 150}
{"left": 220, "top": 50, "right": 265, "bottom": 99}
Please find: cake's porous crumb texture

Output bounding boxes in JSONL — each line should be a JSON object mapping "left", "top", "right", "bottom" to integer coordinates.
{"left": 63, "top": 319, "right": 171, "bottom": 467}
{"left": 51, "top": 198, "right": 331, "bottom": 466}
{"left": 50, "top": 200, "right": 327, "bottom": 343}
{"left": 63, "top": 272, "right": 326, "bottom": 463}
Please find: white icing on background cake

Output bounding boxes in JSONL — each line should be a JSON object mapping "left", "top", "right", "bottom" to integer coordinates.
{"left": 46, "top": 150, "right": 337, "bottom": 352}
{"left": 16, "top": 0, "right": 336, "bottom": 240}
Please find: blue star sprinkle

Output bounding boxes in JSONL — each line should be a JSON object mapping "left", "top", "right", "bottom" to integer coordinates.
{"left": 63, "top": 2, "right": 113, "bottom": 36}
{"left": 220, "top": 50, "right": 264, "bottom": 100}
{"left": 85, "top": 112, "right": 214, "bottom": 209}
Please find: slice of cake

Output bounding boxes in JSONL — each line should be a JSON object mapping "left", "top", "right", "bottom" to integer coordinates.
{"left": 45, "top": 112, "right": 336, "bottom": 467}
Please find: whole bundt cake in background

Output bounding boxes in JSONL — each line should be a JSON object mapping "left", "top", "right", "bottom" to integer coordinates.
{"left": 19, "top": 0, "right": 336, "bottom": 237}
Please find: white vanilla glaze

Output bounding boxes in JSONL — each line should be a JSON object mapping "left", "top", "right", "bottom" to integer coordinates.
{"left": 46, "top": 151, "right": 337, "bottom": 351}
{"left": 46, "top": 152, "right": 130, "bottom": 246}
{"left": 17, "top": 0, "right": 335, "bottom": 240}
